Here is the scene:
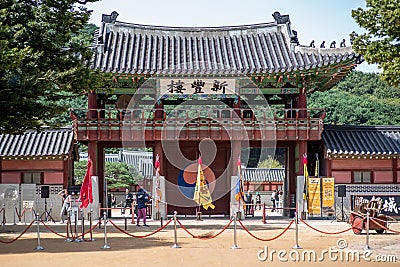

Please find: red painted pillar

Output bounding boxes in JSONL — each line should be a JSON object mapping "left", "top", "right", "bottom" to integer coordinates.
{"left": 88, "top": 141, "right": 105, "bottom": 208}
{"left": 297, "top": 88, "right": 307, "bottom": 118}
{"left": 88, "top": 92, "right": 98, "bottom": 119}
{"left": 298, "top": 141, "right": 307, "bottom": 176}
{"left": 154, "top": 101, "right": 164, "bottom": 121}
{"left": 232, "top": 140, "right": 241, "bottom": 176}
{"left": 154, "top": 141, "right": 163, "bottom": 176}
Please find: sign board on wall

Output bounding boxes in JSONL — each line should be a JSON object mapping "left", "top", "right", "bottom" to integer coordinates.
{"left": 159, "top": 78, "right": 236, "bottom": 95}
{"left": 307, "top": 178, "right": 321, "bottom": 215}
{"left": 352, "top": 195, "right": 400, "bottom": 216}
{"left": 321, "top": 178, "right": 335, "bottom": 216}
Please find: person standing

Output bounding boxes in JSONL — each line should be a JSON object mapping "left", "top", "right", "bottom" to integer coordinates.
{"left": 136, "top": 188, "right": 149, "bottom": 227}
{"left": 245, "top": 190, "right": 253, "bottom": 215}
{"left": 271, "top": 190, "right": 277, "bottom": 212}
{"left": 122, "top": 188, "right": 133, "bottom": 215}
{"left": 58, "top": 189, "right": 72, "bottom": 223}
{"left": 255, "top": 192, "right": 261, "bottom": 210}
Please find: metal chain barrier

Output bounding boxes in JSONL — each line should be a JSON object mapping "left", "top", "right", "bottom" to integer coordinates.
{"left": 108, "top": 218, "right": 173, "bottom": 238}
{"left": 176, "top": 218, "right": 233, "bottom": 240}
{"left": 370, "top": 217, "right": 400, "bottom": 234}
{"left": 0, "top": 220, "right": 35, "bottom": 244}
{"left": 15, "top": 207, "right": 28, "bottom": 223}
{"left": 238, "top": 219, "right": 294, "bottom": 242}
{"left": 39, "top": 219, "right": 101, "bottom": 239}
{"left": 299, "top": 217, "right": 353, "bottom": 234}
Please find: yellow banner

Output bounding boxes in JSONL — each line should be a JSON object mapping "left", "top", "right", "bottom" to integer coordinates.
{"left": 307, "top": 178, "right": 321, "bottom": 215}
{"left": 193, "top": 161, "right": 215, "bottom": 210}
{"left": 322, "top": 178, "right": 335, "bottom": 216}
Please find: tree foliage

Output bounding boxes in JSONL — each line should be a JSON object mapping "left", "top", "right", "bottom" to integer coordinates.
{"left": 257, "top": 156, "right": 283, "bottom": 168}
{"left": 0, "top": 0, "right": 110, "bottom": 134}
{"left": 351, "top": 0, "right": 400, "bottom": 87}
{"left": 308, "top": 71, "right": 400, "bottom": 125}
{"left": 74, "top": 161, "right": 143, "bottom": 189}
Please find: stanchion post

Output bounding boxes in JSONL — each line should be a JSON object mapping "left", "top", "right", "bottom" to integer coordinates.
{"left": 87, "top": 209, "right": 95, "bottom": 242}
{"left": 34, "top": 213, "right": 44, "bottom": 250}
{"left": 365, "top": 211, "right": 371, "bottom": 250}
{"left": 124, "top": 217, "right": 127, "bottom": 231}
{"left": 171, "top": 211, "right": 181, "bottom": 248}
{"left": 65, "top": 209, "right": 73, "bottom": 242}
{"left": 101, "top": 212, "right": 111, "bottom": 249}
{"left": 292, "top": 211, "right": 302, "bottom": 249}
{"left": 78, "top": 209, "right": 85, "bottom": 242}
{"left": 73, "top": 210, "right": 81, "bottom": 242}
{"left": 231, "top": 211, "right": 239, "bottom": 249}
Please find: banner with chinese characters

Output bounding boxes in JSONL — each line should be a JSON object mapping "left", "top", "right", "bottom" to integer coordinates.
{"left": 159, "top": 78, "right": 236, "bottom": 95}
{"left": 351, "top": 195, "right": 400, "bottom": 216}
{"left": 321, "top": 178, "right": 335, "bottom": 216}
{"left": 307, "top": 178, "right": 321, "bottom": 215}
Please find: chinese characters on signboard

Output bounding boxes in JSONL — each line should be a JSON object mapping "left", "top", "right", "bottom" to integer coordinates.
{"left": 160, "top": 78, "right": 235, "bottom": 95}
{"left": 352, "top": 195, "right": 400, "bottom": 216}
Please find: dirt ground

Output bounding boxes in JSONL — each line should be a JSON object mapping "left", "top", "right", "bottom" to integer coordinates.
{"left": 0, "top": 214, "right": 399, "bottom": 267}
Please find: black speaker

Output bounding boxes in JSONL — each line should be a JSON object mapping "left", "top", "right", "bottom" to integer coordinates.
{"left": 41, "top": 186, "right": 50, "bottom": 198}
{"left": 337, "top": 185, "right": 346, "bottom": 197}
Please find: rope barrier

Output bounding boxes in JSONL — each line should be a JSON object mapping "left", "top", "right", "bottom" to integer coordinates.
{"left": 15, "top": 207, "right": 28, "bottom": 222}
{"left": 299, "top": 218, "right": 353, "bottom": 234}
{"left": 40, "top": 220, "right": 101, "bottom": 239}
{"left": 176, "top": 219, "right": 233, "bottom": 240}
{"left": 108, "top": 218, "right": 173, "bottom": 238}
{"left": 0, "top": 220, "right": 35, "bottom": 244}
{"left": 370, "top": 218, "right": 400, "bottom": 234}
{"left": 238, "top": 219, "right": 294, "bottom": 242}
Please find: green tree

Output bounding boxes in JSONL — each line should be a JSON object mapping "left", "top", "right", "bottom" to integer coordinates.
{"left": 0, "top": 0, "right": 110, "bottom": 134}
{"left": 308, "top": 71, "right": 400, "bottom": 126}
{"left": 351, "top": 0, "right": 400, "bottom": 87}
{"left": 74, "top": 161, "right": 142, "bottom": 189}
{"left": 257, "top": 156, "right": 283, "bottom": 168}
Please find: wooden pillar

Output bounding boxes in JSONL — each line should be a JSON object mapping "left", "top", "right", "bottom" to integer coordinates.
{"left": 154, "top": 101, "right": 164, "bottom": 120}
{"left": 154, "top": 141, "right": 163, "bottom": 176}
{"left": 287, "top": 144, "right": 296, "bottom": 213}
{"left": 88, "top": 92, "right": 98, "bottom": 119}
{"left": 298, "top": 140, "right": 307, "bottom": 176}
{"left": 88, "top": 141, "right": 105, "bottom": 207}
{"left": 232, "top": 140, "right": 241, "bottom": 176}
{"left": 326, "top": 157, "right": 332, "bottom": 178}
{"left": 63, "top": 157, "right": 69, "bottom": 188}
{"left": 297, "top": 88, "right": 307, "bottom": 118}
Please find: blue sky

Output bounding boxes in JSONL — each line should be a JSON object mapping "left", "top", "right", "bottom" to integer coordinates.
{"left": 86, "top": 0, "right": 378, "bottom": 72}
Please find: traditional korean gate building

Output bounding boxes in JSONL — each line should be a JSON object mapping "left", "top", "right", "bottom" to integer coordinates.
{"left": 322, "top": 125, "right": 400, "bottom": 219}
{"left": 71, "top": 11, "right": 362, "bottom": 216}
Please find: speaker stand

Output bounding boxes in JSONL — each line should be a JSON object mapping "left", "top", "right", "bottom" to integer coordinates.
{"left": 40, "top": 198, "right": 55, "bottom": 223}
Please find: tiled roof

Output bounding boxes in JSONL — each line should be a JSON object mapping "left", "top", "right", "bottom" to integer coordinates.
{"left": 0, "top": 129, "right": 75, "bottom": 157}
{"left": 322, "top": 125, "right": 400, "bottom": 156}
{"left": 92, "top": 11, "right": 360, "bottom": 75}
{"left": 242, "top": 168, "right": 284, "bottom": 182}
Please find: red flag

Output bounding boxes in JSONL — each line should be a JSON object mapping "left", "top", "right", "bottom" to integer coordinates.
{"left": 154, "top": 154, "right": 162, "bottom": 209}
{"left": 79, "top": 158, "right": 93, "bottom": 209}
{"left": 155, "top": 154, "right": 160, "bottom": 170}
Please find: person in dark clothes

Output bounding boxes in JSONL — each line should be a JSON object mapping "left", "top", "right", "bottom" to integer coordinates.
{"left": 136, "top": 188, "right": 149, "bottom": 227}
{"left": 122, "top": 188, "right": 133, "bottom": 215}
{"left": 255, "top": 192, "right": 261, "bottom": 210}
{"left": 245, "top": 190, "right": 253, "bottom": 215}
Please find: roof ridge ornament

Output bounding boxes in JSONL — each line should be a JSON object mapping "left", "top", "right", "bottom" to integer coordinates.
{"left": 102, "top": 11, "right": 119, "bottom": 24}
{"left": 272, "top": 11, "right": 290, "bottom": 24}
